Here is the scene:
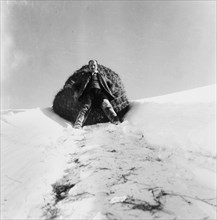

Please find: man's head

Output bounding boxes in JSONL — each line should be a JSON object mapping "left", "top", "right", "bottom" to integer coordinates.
{"left": 88, "top": 60, "right": 98, "bottom": 73}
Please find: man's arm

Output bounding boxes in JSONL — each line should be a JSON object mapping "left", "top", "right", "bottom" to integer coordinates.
{"left": 64, "top": 77, "right": 82, "bottom": 89}
{"left": 106, "top": 78, "right": 115, "bottom": 92}
{"left": 64, "top": 79, "right": 75, "bottom": 89}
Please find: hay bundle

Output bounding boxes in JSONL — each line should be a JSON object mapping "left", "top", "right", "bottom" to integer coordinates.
{"left": 52, "top": 64, "right": 129, "bottom": 126}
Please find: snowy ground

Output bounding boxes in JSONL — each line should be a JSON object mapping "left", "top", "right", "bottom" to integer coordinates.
{"left": 1, "top": 85, "right": 216, "bottom": 219}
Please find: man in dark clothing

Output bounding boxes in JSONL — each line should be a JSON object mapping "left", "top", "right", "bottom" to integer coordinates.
{"left": 74, "top": 60, "right": 120, "bottom": 129}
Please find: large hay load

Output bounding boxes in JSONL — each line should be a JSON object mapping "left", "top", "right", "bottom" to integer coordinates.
{"left": 53, "top": 64, "right": 129, "bottom": 126}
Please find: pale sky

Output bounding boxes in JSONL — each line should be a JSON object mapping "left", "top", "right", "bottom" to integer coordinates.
{"left": 1, "top": 0, "right": 216, "bottom": 109}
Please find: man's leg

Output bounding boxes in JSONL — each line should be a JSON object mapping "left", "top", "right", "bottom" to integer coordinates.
{"left": 74, "top": 96, "right": 92, "bottom": 129}
{"left": 101, "top": 99, "right": 120, "bottom": 125}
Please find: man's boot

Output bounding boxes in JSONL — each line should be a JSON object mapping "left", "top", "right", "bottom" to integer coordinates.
{"left": 101, "top": 99, "right": 120, "bottom": 125}
{"left": 74, "top": 104, "right": 90, "bottom": 129}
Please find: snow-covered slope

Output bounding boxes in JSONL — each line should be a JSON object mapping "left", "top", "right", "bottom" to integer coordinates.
{"left": 1, "top": 85, "right": 216, "bottom": 219}
{"left": 128, "top": 84, "right": 216, "bottom": 156}
{"left": 141, "top": 84, "right": 216, "bottom": 104}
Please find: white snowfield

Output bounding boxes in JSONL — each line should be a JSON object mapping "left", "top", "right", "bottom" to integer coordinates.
{"left": 1, "top": 85, "right": 216, "bottom": 219}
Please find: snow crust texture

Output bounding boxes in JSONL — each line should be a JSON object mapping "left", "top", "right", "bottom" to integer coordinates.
{"left": 1, "top": 85, "right": 216, "bottom": 219}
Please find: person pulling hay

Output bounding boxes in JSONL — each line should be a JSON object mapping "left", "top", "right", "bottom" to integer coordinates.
{"left": 73, "top": 60, "right": 120, "bottom": 129}
{"left": 53, "top": 60, "right": 129, "bottom": 128}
